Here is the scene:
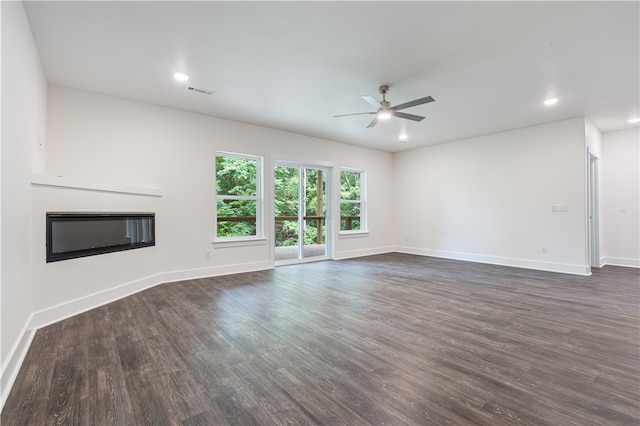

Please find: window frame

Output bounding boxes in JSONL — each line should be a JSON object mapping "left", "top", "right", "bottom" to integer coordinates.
{"left": 339, "top": 168, "right": 367, "bottom": 235}
{"left": 214, "top": 151, "right": 264, "bottom": 243}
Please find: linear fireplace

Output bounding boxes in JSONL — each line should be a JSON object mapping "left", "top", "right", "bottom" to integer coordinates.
{"left": 46, "top": 212, "right": 155, "bottom": 262}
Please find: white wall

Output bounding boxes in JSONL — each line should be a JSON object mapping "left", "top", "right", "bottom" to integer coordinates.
{"left": 1, "top": 1, "right": 47, "bottom": 406}
{"left": 36, "top": 85, "right": 393, "bottom": 319}
{"left": 393, "top": 117, "right": 589, "bottom": 275}
{"left": 585, "top": 117, "right": 603, "bottom": 158}
{"left": 602, "top": 127, "right": 640, "bottom": 267}
{"left": 31, "top": 184, "right": 162, "bottom": 317}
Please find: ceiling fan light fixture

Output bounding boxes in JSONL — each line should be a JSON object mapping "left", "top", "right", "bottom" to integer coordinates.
{"left": 377, "top": 110, "right": 392, "bottom": 120}
{"left": 334, "top": 86, "right": 434, "bottom": 128}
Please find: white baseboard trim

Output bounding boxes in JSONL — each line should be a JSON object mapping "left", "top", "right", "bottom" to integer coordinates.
{"left": 334, "top": 246, "right": 393, "bottom": 260}
{"left": 1, "top": 260, "right": 274, "bottom": 411}
{"left": 393, "top": 246, "right": 591, "bottom": 276}
{"left": 161, "top": 261, "right": 274, "bottom": 283}
{"left": 602, "top": 257, "right": 640, "bottom": 268}
{"left": 29, "top": 273, "right": 165, "bottom": 330}
{"left": 1, "top": 318, "right": 36, "bottom": 410}
{"left": 30, "top": 261, "right": 274, "bottom": 331}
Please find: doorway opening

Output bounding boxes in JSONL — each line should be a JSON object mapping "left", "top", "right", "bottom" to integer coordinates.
{"left": 274, "top": 163, "right": 329, "bottom": 265}
{"left": 588, "top": 150, "right": 601, "bottom": 269}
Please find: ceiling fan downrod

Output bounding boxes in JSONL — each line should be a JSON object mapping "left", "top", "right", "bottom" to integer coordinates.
{"left": 379, "top": 85, "right": 391, "bottom": 109}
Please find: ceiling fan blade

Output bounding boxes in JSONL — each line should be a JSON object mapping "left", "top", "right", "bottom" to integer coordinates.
{"left": 366, "top": 117, "right": 379, "bottom": 128}
{"left": 394, "top": 111, "right": 425, "bottom": 122}
{"left": 391, "top": 95, "right": 435, "bottom": 111}
{"left": 333, "top": 112, "right": 376, "bottom": 118}
{"left": 362, "top": 95, "right": 382, "bottom": 109}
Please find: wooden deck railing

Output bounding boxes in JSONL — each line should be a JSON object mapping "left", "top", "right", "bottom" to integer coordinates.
{"left": 217, "top": 215, "right": 361, "bottom": 243}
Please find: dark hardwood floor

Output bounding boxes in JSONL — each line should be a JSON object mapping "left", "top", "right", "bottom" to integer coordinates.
{"left": 3, "top": 253, "right": 639, "bottom": 425}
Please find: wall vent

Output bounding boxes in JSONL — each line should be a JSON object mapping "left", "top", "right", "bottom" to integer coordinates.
{"left": 187, "top": 86, "right": 214, "bottom": 96}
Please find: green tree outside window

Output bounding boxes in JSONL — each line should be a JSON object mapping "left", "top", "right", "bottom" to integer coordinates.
{"left": 216, "top": 153, "right": 262, "bottom": 238}
{"left": 340, "top": 169, "right": 365, "bottom": 232}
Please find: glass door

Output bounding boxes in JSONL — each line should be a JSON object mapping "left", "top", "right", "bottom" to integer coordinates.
{"left": 274, "top": 164, "right": 328, "bottom": 264}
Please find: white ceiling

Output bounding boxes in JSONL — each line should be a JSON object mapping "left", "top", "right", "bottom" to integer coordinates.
{"left": 23, "top": 1, "right": 640, "bottom": 152}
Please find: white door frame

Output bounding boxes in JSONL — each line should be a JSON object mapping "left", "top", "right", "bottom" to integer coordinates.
{"left": 273, "top": 160, "right": 332, "bottom": 266}
{"left": 587, "top": 149, "right": 601, "bottom": 268}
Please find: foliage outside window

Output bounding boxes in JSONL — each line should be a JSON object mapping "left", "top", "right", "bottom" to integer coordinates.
{"left": 340, "top": 169, "right": 366, "bottom": 232}
{"left": 274, "top": 166, "right": 300, "bottom": 247}
{"left": 215, "top": 152, "right": 262, "bottom": 240}
{"left": 274, "top": 166, "right": 326, "bottom": 248}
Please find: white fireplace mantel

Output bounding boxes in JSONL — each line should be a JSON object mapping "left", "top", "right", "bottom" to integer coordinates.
{"left": 31, "top": 174, "right": 162, "bottom": 197}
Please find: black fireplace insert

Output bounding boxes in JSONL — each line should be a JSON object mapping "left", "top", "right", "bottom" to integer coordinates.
{"left": 46, "top": 212, "right": 155, "bottom": 262}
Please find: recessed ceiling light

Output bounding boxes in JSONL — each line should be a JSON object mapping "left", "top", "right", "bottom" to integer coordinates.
{"left": 399, "top": 133, "right": 408, "bottom": 141}
{"left": 628, "top": 117, "right": 640, "bottom": 124}
{"left": 173, "top": 72, "right": 189, "bottom": 81}
{"left": 544, "top": 98, "right": 559, "bottom": 106}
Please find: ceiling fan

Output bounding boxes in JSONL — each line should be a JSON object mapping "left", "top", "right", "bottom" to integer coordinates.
{"left": 334, "top": 85, "right": 435, "bottom": 128}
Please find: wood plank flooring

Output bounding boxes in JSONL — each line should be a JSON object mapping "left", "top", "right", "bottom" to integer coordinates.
{"left": 3, "top": 253, "right": 639, "bottom": 425}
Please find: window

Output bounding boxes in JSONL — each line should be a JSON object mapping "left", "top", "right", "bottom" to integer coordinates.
{"left": 215, "top": 152, "right": 263, "bottom": 240}
{"left": 340, "top": 168, "right": 366, "bottom": 233}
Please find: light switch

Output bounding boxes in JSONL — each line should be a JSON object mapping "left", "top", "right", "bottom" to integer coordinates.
{"left": 552, "top": 204, "right": 567, "bottom": 212}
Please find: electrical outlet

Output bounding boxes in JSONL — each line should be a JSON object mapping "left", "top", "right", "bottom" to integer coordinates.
{"left": 541, "top": 245, "right": 548, "bottom": 254}
{"left": 405, "top": 236, "right": 409, "bottom": 242}
{"left": 205, "top": 249, "right": 212, "bottom": 259}
{"left": 551, "top": 204, "right": 567, "bottom": 212}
